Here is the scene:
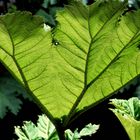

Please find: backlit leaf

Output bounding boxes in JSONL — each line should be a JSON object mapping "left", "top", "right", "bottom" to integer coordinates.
{"left": 0, "top": 1, "right": 140, "bottom": 127}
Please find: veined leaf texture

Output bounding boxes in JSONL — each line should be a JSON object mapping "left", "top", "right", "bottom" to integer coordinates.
{"left": 0, "top": 1, "right": 140, "bottom": 126}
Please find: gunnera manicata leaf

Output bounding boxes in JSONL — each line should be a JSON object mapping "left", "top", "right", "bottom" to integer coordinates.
{"left": 0, "top": 1, "right": 140, "bottom": 127}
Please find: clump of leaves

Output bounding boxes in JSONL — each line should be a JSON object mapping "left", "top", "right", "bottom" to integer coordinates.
{"left": 110, "top": 97, "right": 140, "bottom": 120}
{"left": 110, "top": 97, "right": 140, "bottom": 140}
{"left": 15, "top": 114, "right": 58, "bottom": 140}
{"left": 0, "top": 76, "right": 31, "bottom": 119}
{"left": 15, "top": 114, "right": 99, "bottom": 140}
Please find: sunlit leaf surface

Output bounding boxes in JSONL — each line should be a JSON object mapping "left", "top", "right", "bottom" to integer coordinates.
{"left": 0, "top": 1, "right": 140, "bottom": 126}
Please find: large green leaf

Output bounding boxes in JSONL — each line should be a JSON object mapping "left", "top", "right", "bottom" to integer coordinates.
{"left": 0, "top": 1, "right": 140, "bottom": 126}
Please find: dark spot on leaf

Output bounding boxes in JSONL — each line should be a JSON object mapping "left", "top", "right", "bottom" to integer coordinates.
{"left": 52, "top": 38, "right": 59, "bottom": 46}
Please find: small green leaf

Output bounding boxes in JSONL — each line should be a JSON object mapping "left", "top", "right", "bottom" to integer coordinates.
{"left": 0, "top": 76, "right": 29, "bottom": 118}
{"left": 36, "top": 9, "right": 56, "bottom": 25}
{"left": 65, "top": 123, "right": 99, "bottom": 140}
{"left": 65, "top": 129, "right": 74, "bottom": 140}
{"left": 37, "top": 114, "right": 58, "bottom": 140}
{"left": 110, "top": 97, "right": 140, "bottom": 120}
{"left": 42, "top": 0, "right": 49, "bottom": 8}
{"left": 110, "top": 97, "right": 140, "bottom": 140}
{"left": 15, "top": 122, "right": 39, "bottom": 140}
{"left": 79, "top": 123, "right": 99, "bottom": 137}
{"left": 15, "top": 114, "right": 59, "bottom": 140}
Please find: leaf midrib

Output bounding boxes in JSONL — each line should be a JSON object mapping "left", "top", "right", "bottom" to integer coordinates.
{"left": 63, "top": 1, "right": 128, "bottom": 127}
{"left": 64, "top": 28, "right": 140, "bottom": 127}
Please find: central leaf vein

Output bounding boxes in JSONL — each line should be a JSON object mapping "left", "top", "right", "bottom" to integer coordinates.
{"left": 64, "top": 2, "right": 127, "bottom": 126}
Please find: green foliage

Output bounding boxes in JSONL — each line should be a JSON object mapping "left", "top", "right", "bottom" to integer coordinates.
{"left": 36, "top": 0, "right": 63, "bottom": 26}
{"left": 15, "top": 114, "right": 59, "bottom": 140}
{"left": 0, "top": 1, "right": 140, "bottom": 138}
{"left": 65, "top": 123, "right": 99, "bottom": 140}
{"left": 15, "top": 122, "right": 40, "bottom": 140}
{"left": 15, "top": 114, "right": 99, "bottom": 140}
{"left": 110, "top": 97, "right": 140, "bottom": 140}
{"left": 110, "top": 97, "right": 140, "bottom": 120}
{"left": 0, "top": 76, "right": 31, "bottom": 119}
{"left": 0, "top": 0, "right": 140, "bottom": 132}
{"left": 1, "top": 0, "right": 140, "bottom": 139}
